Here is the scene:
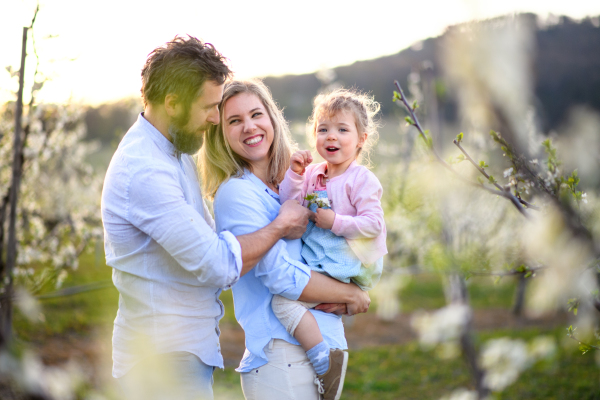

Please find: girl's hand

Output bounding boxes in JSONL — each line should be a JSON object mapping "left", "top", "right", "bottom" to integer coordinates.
{"left": 315, "top": 208, "right": 335, "bottom": 230}
{"left": 290, "top": 150, "right": 313, "bottom": 175}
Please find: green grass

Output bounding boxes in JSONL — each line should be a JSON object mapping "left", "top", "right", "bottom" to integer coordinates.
{"left": 13, "top": 247, "right": 119, "bottom": 341}
{"left": 395, "top": 273, "right": 517, "bottom": 313}
{"left": 212, "top": 327, "right": 600, "bottom": 400}
{"left": 11, "top": 251, "right": 599, "bottom": 399}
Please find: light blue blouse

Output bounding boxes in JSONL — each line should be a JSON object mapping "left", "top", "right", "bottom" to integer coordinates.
{"left": 213, "top": 171, "right": 347, "bottom": 372}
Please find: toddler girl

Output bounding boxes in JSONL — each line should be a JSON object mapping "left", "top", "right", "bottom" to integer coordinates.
{"left": 273, "top": 89, "right": 387, "bottom": 400}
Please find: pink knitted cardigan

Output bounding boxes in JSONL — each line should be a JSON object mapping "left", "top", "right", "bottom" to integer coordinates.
{"left": 279, "top": 161, "right": 387, "bottom": 265}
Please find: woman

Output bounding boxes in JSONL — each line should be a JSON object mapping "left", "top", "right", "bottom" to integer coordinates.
{"left": 200, "top": 80, "right": 369, "bottom": 399}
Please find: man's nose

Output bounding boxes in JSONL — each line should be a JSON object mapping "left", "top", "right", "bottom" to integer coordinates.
{"left": 207, "top": 106, "right": 220, "bottom": 125}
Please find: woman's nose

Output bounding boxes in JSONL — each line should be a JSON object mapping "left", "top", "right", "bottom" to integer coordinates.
{"left": 242, "top": 118, "right": 256, "bottom": 133}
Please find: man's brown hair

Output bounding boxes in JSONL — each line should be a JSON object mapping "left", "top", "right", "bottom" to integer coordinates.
{"left": 141, "top": 35, "right": 232, "bottom": 109}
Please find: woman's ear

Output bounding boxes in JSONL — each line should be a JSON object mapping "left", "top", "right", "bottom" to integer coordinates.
{"left": 358, "top": 132, "right": 368, "bottom": 148}
{"left": 164, "top": 93, "right": 181, "bottom": 117}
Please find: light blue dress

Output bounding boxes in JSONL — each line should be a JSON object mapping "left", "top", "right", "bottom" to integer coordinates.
{"left": 302, "top": 190, "right": 380, "bottom": 290}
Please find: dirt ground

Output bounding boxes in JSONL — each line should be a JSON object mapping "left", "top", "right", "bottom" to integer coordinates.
{"left": 29, "top": 308, "right": 566, "bottom": 381}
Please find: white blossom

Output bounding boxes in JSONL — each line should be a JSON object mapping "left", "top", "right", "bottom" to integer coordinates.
{"left": 480, "top": 338, "right": 529, "bottom": 391}
{"left": 411, "top": 304, "right": 471, "bottom": 347}
{"left": 439, "top": 388, "right": 478, "bottom": 400}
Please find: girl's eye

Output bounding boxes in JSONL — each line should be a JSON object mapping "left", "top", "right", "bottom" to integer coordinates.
{"left": 339, "top": 128, "right": 348, "bottom": 132}
{"left": 318, "top": 128, "right": 327, "bottom": 133}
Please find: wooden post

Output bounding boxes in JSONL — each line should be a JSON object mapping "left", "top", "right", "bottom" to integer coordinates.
{"left": 0, "top": 26, "right": 29, "bottom": 347}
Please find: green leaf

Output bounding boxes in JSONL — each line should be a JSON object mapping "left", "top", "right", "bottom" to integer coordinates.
{"left": 494, "top": 276, "right": 502, "bottom": 285}
{"left": 392, "top": 91, "right": 402, "bottom": 102}
{"left": 567, "top": 298, "right": 580, "bottom": 315}
{"left": 412, "top": 100, "right": 419, "bottom": 110}
{"left": 479, "top": 160, "right": 489, "bottom": 169}
{"left": 477, "top": 177, "right": 485, "bottom": 185}
{"left": 405, "top": 116, "right": 415, "bottom": 125}
{"left": 456, "top": 132, "right": 464, "bottom": 143}
{"left": 579, "top": 344, "right": 591, "bottom": 355}
{"left": 456, "top": 154, "right": 466, "bottom": 163}
{"left": 488, "top": 175, "right": 497, "bottom": 184}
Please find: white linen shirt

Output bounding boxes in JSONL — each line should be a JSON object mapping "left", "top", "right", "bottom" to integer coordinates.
{"left": 101, "top": 114, "right": 242, "bottom": 378}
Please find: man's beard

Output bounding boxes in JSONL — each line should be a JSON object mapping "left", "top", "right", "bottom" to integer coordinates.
{"left": 168, "top": 111, "right": 208, "bottom": 155}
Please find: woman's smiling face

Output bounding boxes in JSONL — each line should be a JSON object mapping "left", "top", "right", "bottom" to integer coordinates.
{"left": 223, "top": 92, "right": 274, "bottom": 168}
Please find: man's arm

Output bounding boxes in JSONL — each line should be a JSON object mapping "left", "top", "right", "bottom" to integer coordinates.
{"left": 237, "top": 200, "right": 312, "bottom": 276}
{"left": 298, "top": 271, "right": 371, "bottom": 316}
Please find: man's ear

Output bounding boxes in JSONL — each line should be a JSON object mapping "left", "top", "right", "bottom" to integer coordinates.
{"left": 164, "top": 93, "right": 181, "bottom": 117}
{"left": 358, "top": 132, "right": 368, "bottom": 148}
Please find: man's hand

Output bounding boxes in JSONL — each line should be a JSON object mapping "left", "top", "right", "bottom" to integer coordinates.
{"left": 315, "top": 208, "right": 335, "bottom": 230}
{"left": 346, "top": 284, "right": 370, "bottom": 316}
{"left": 276, "top": 200, "right": 315, "bottom": 239}
{"left": 290, "top": 150, "right": 313, "bottom": 175}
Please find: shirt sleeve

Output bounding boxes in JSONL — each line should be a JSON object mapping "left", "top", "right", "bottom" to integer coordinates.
{"left": 214, "top": 178, "right": 312, "bottom": 300}
{"left": 278, "top": 168, "right": 305, "bottom": 204}
{"left": 331, "top": 169, "right": 385, "bottom": 239}
{"left": 127, "top": 164, "right": 242, "bottom": 289}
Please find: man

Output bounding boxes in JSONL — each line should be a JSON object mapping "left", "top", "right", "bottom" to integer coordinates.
{"left": 101, "top": 36, "right": 368, "bottom": 399}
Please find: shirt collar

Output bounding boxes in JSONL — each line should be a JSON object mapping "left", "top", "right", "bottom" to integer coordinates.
{"left": 243, "top": 169, "right": 280, "bottom": 200}
{"left": 136, "top": 113, "right": 177, "bottom": 157}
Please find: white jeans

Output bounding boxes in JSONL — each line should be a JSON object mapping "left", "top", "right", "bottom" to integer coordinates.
{"left": 240, "top": 339, "right": 322, "bottom": 400}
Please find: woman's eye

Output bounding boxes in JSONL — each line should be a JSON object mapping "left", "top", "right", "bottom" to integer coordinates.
{"left": 228, "top": 119, "right": 239, "bottom": 124}
{"left": 252, "top": 112, "right": 262, "bottom": 118}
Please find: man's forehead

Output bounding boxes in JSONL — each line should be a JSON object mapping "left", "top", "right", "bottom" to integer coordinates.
{"left": 196, "top": 80, "right": 224, "bottom": 104}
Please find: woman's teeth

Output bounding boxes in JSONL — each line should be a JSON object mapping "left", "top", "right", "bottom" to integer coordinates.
{"left": 244, "top": 135, "right": 263, "bottom": 145}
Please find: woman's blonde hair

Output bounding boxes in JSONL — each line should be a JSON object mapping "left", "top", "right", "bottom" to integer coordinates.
{"left": 309, "top": 88, "right": 380, "bottom": 167}
{"left": 200, "top": 79, "right": 295, "bottom": 199}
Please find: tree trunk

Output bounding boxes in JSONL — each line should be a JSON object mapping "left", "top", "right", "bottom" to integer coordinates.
{"left": 512, "top": 273, "right": 528, "bottom": 317}
{"left": 0, "top": 26, "right": 28, "bottom": 348}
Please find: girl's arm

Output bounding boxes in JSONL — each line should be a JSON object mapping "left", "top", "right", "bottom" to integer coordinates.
{"left": 279, "top": 151, "right": 313, "bottom": 203}
{"left": 331, "top": 169, "right": 385, "bottom": 239}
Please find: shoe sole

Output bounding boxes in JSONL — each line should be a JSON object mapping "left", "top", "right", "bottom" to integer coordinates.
{"left": 334, "top": 351, "right": 348, "bottom": 400}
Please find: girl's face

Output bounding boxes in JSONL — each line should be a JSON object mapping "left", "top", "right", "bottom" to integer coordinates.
{"left": 315, "top": 109, "right": 366, "bottom": 167}
{"left": 223, "top": 92, "right": 274, "bottom": 168}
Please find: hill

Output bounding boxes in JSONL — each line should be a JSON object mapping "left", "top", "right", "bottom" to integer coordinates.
{"left": 85, "top": 14, "right": 600, "bottom": 144}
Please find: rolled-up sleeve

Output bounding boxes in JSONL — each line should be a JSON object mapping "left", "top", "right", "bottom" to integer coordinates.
{"left": 214, "top": 178, "right": 311, "bottom": 300}
{"left": 128, "top": 165, "right": 242, "bottom": 288}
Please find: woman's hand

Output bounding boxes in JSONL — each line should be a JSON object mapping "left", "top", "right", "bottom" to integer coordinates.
{"left": 315, "top": 208, "right": 335, "bottom": 230}
{"left": 346, "top": 284, "right": 370, "bottom": 316}
{"left": 290, "top": 150, "right": 313, "bottom": 175}
{"left": 314, "top": 303, "right": 347, "bottom": 315}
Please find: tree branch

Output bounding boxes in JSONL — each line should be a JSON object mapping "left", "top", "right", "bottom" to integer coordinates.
{"left": 393, "top": 80, "right": 530, "bottom": 218}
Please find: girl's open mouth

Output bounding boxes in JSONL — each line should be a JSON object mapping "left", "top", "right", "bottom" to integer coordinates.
{"left": 243, "top": 135, "right": 264, "bottom": 147}
{"left": 326, "top": 147, "right": 339, "bottom": 153}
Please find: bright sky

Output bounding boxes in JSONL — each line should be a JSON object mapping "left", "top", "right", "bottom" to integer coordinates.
{"left": 1, "top": 0, "right": 599, "bottom": 106}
